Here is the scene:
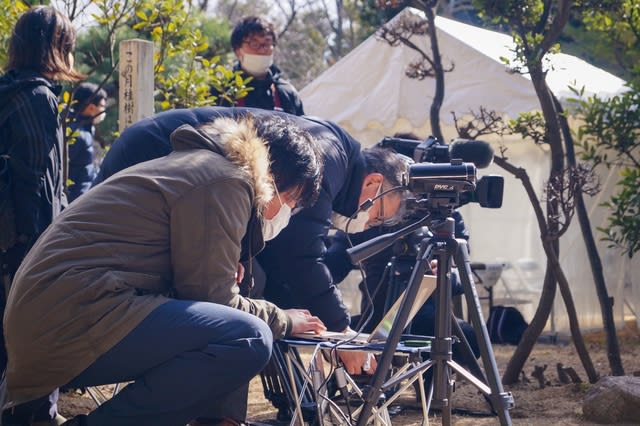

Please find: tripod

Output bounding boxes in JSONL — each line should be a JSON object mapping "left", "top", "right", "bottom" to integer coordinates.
{"left": 350, "top": 212, "right": 514, "bottom": 426}
{"left": 371, "top": 232, "right": 485, "bottom": 382}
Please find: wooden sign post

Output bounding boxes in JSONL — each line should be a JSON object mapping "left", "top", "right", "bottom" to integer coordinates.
{"left": 119, "top": 39, "right": 154, "bottom": 132}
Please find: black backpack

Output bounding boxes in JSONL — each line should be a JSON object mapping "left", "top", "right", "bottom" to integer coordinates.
{"left": 486, "top": 305, "right": 528, "bottom": 345}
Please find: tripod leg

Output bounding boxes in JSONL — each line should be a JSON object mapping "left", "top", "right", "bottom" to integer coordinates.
{"left": 454, "top": 240, "right": 514, "bottom": 426}
{"left": 431, "top": 241, "right": 456, "bottom": 425}
{"left": 451, "top": 317, "right": 504, "bottom": 412}
{"left": 355, "top": 239, "right": 436, "bottom": 426}
{"left": 450, "top": 316, "right": 486, "bottom": 383}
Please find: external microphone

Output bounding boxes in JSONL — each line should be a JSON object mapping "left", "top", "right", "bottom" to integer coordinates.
{"left": 449, "top": 139, "right": 494, "bottom": 169}
{"left": 378, "top": 136, "right": 494, "bottom": 169}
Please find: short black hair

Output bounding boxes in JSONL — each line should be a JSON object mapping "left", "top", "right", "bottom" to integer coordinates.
{"left": 72, "top": 82, "right": 107, "bottom": 113}
{"left": 255, "top": 115, "right": 322, "bottom": 208}
{"left": 230, "top": 16, "right": 277, "bottom": 51}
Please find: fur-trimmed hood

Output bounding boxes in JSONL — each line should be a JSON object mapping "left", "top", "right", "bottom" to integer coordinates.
{"left": 170, "top": 117, "right": 274, "bottom": 210}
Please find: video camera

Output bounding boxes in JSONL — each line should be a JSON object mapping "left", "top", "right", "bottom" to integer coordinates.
{"left": 346, "top": 136, "right": 504, "bottom": 264}
{"left": 378, "top": 136, "right": 503, "bottom": 210}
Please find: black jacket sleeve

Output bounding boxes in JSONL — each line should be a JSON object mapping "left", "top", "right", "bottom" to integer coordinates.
{"left": 10, "top": 88, "right": 59, "bottom": 241}
{"left": 274, "top": 79, "right": 304, "bottom": 116}
{"left": 324, "top": 231, "right": 355, "bottom": 284}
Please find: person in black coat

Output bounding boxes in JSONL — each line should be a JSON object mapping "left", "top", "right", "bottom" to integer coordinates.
{"left": 67, "top": 82, "right": 108, "bottom": 202}
{"left": 213, "top": 16, "right": 305, "bottom": 116}
{"left": 91, "top": 107, "right": 408, "bottom": 424}
{"left": 94, "top": 107, "right": 406, "bottom": 333}
{"left": 0, "top": 5, "right": 84, "bottom": 425}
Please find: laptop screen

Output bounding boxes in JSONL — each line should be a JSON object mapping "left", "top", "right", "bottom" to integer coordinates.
{"left": 367, "top": 274, "right": 436, "bottom": 342}
{"left": 292, "top": 274, "right": 437, "bottom": 344}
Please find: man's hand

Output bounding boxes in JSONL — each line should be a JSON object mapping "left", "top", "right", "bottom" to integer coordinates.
{"left": 338, "top": 350, "right": 377, "bottom": 375}
{"left": 336, "top": 327, "right": 377, "bottom": 375}
{"left": 285, "top": 309, "right": 326, "bottom": 335}
{"left": 235, "top": 263, "right": 245, "bottom": 284}
{"left": 430, "top": 259, "right": 437, "bottom": 275}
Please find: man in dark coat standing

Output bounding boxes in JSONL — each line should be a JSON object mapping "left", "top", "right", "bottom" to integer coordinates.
{"left": 213, "top": 16, "right": 305, "bottom": 116}
{"left": 67, "top": 82, "right": 108, "bottom": 202}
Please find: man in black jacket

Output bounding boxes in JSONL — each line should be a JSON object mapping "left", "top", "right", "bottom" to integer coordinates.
{"left": 94, "top": 107, "right": 405, "bottom": 334}
{"left": 67, "top": 82, "right": 108, "bottom": 202}
{"left": 214, "top": 16, "right": 305, "bottom": 116}
{"left": 92, "top": 107, "right": 407, "bottom": 424}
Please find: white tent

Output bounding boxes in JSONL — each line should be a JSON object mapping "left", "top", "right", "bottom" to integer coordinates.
{"left": 301, "top": 8, "right": 639, "bottom": 333}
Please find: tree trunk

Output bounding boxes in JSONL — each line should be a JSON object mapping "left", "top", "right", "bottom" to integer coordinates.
{"left": 423, "top": 5, "right": 444, "bottom": 142}
{"left": 495, "top": 156, "right": 598, "bottom": 384}
{"left": 495, "top": 157, "right": 557, "bottom": 384}
{"left": 555, "top": 96, "right": 625, "bottom": 375}
{"left": 542, "top": 238, "right": 599, "bottom": 383}
{"left": 528, "top": 67, "right": 596, "bottom": 379}
{"left": 503, "top": 261, "right": 557, "bottom": 385}
{"left": 502, "top": 63, "right": 569, "bottom": 386}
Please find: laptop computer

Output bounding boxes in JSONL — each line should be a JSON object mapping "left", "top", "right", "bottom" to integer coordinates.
{"left": 294, "top": 274, "right": 436, "bottom": 344}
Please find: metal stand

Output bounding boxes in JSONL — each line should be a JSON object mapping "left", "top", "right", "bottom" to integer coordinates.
{"left": 277, "top": 338, "right": 432, "bottom": 426}
{"left": 353, "top": 215, "right": 514, "bottom": 426}
{"left": 378, "top": 254, "right": 486, "bottom": 386}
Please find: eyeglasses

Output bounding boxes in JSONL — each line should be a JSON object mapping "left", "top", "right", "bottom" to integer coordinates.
{"left": 243, "top": 39, "right": 275, "bottom": 51}
{"left": 368, "top": 193, "right": 386, "bottom": 228}
{"left": 369, "top": 184, "right": 404, "bottom": 227}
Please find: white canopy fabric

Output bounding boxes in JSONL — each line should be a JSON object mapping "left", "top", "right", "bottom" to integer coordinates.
{"left": 301, "top": 8, "right": 639, "bottom": 333}
{"left": 301, "top": 8, "right": 627, "bottom": 144}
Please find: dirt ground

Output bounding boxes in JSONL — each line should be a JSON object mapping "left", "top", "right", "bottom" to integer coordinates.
{"left": 58, "top": 324, "right": 640, "bottom": 425}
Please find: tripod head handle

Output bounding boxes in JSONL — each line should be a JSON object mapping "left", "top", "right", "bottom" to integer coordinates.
{"left": 346, "top": 216, "right": 430, "bottom": 265}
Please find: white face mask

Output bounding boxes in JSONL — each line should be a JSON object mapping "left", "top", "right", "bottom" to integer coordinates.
{"left": 332, "top": 211, "right": 370, "bottom": 234}
{"left": 262, "top": 186, "right": 292, "bottom": 241}
{"left": 331, "top": 182, "right": 384, "bottom": 234}
{"left": 92, "top": 111, "right": 106, "bottom": 125}
{"left": 240, "top": 52, "right": 273, "bottom": 76}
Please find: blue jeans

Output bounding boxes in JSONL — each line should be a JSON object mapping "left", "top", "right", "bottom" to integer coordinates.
{"left": 65, "top": 300, "right": 273, "bottom": 426}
